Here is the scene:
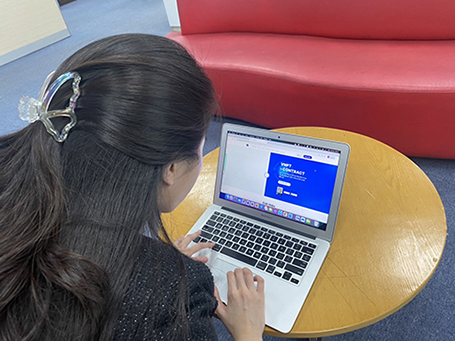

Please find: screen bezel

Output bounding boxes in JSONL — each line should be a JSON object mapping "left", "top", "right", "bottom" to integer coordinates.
{"left": 213, "top": 123, "right": 350, "bottom": 243}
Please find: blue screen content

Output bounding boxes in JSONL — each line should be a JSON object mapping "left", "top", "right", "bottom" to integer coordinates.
{"left": 264, "top": 153, "right": 337, "bottom": 214}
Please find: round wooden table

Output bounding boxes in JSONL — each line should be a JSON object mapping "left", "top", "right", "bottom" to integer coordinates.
{"left": 162, "top": 127, "right": 447, "bottom": 338}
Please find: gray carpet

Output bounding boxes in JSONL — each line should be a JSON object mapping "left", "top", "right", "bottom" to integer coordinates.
{"left": 1, "top": 1, "right": 454, "bottom": 340}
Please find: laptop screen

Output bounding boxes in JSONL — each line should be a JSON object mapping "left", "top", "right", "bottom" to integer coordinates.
{"left": 219, "top": 130, "right": 341, "bottom": 232}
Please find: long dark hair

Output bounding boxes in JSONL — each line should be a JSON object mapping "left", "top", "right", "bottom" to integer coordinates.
{"left": 0, "top": 34, "right": 215, "bottom": 340}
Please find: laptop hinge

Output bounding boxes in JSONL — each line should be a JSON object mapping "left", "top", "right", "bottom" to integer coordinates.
{"left": 221, "top": 206, "right": 317, "bottom": 240}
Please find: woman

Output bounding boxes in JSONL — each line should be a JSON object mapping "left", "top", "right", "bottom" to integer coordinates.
{"left": 0, "top": 34, "right": 264, "bottom": 341}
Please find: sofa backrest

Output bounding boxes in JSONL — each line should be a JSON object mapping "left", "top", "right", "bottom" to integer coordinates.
{"left": 177, "top": 0, "right": 455, "bottom": 39}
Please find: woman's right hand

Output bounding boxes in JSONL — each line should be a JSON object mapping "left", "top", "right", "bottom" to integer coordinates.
{"left": 214, "top": 268, "right": 265, "bottom": 341}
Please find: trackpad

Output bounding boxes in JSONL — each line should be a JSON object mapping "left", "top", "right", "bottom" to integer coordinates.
{"left": 210, "top": 258, "right": 239, "bottom": 303}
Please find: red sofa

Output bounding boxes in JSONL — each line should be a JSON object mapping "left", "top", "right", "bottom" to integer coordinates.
{"left": 168, "top": 0, "right": 455, "bottom": 159}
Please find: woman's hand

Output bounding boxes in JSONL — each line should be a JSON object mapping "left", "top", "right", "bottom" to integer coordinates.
{"left": 214, "top": 268, "right": 265, "bottom": 341}
{"left": 173, "top": 230, "right": 215, "bottom": 263}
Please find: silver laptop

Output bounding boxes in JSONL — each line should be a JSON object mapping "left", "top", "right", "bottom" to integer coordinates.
{"left": 187, "top": 123, "right": 350, "bottom": 333}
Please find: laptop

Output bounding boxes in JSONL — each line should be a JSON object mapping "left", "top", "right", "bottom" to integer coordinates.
{"left": 187, "top": 123, "right": 350, "bottom": 333}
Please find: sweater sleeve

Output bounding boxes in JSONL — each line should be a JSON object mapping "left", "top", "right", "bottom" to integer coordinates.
{"left": 113, "top": 238, "right": 218, "bottom": 341}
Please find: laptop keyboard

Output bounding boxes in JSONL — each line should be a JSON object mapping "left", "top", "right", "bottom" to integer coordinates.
{"left": 193, "top": 211, "right": 317, "bottom": 286}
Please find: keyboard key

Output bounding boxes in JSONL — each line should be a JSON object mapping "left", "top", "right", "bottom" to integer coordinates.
{"left": 302, "top": 247, "right": 314, "bottom": 255}
{"left": 291, "top": 278, "right": 299, "bottom": 285}
{"left": 308, "top": 243, "right": 317, "bottom": 249}
{"left": 257, "top": 261, "right": 267, "bottom": 270}
{"left": 303, "top": 254, "right": 311, "bottom": 262}
{"left": 220, "top": 247, "right": 257, "bottom": 266}
{"left": 253, "top": 244, "right": 261, "bottom": 251}
{"left": 283, "top": 235, "right": 291, "bottom": 240}
{"left": 291, "top": 237, "right": 299, "bottom": 243}
{"left": 248, "top": 235, "right": 256, "bottom": 241}
{"left": 292, "top": 259, "right": 308, "bottom": 269}
{"left": 216, "top": 217, "right": 224, "bottom": 222}
{"left": 299, "top": 240, "right": 308, "bottom": 246}
{"left": 283, "top": 271, "right": 292, "bottom": 280}
{"left": 285, "top": 241, "right": 293, "bottom": 248}
{"left": 213, "top": 211, "right": 220, "bottom": 215}
{"left": 276, "top": 232, "right": 283, "bottom": 237}
{"left": 285, "top": 249, "right": 294, "bottom": 256}
{"left": 269, "top": 250, "right": 277, "bottom": 257}
{"left": 233, "top": 236, "right": 240, "bottom": 243}
{"left": 269, "top": 258, "right": 277, "bottom": 266}
{"left": 284, "top": 256, "right": 292, "bottom": 263}
{"left": 233, "top": 218, "right": 239, "bottom": 222}
{"left": 261, "top": 247, "right": 269, "bottom": 254}
{"left": 294, "top": 251, "right": 303, "bottom": 259}
{"left": 278, "top": 246, "right": 286, "bottom": 252}
{"left": 226, "top": 234, "right": 233, "bottom": 240}
{"left": 220, "top": 213, "right": 226, "bottom": 217}
{"left": 212, "top": 236, "right": 219, "bottom": 242}
{"left": 194, "top": 236, "right": 200, "bottom": 243}
{"left": 239, "top": 246, "right": 247, "bottom": 253}
{"left": 263, "top": 233, "right": 271, "bottom": 240}
{"left": 277, "top": 261, "right": 285, "bottom": 268}
{"left": 256, "top": 237, "right": 264, "bottom": 244}
{"left": 270, "top": 243, "right": 278, "bottom": 250}
{"left": 206, "top": 220, "right": 216, "bottom": 226}
{"left": 240, "top": 220, "right": 246, "bottom": 224}
{"left": 263, "top": 240, "right": 271, "bottom": 247}
{"left": 212, "top": 229, "right": 220, "bottom": 235}
{"left": 232, "top": 244, "right": 239, "bottom": 250}
{"left": 220, "top": 231, "right": 227, "bottom": 238}
{"left": 274, "top": 271, "right": 282, "bottom": 277}
{"left": 293, "top": 244, "right": 302, "bottom": 251}
{"left": 253, "top": 251, "right": 261, "bottom": 259}
{"left": 270, "top": 235, "right": 278, "bottom": 242}
{"left": 278, "top": 238, "right": 286, "bottom": 245}
{"left": 200, "top": 230, "right": 212, "bottom": 239}
{"left": 235, "top": 230, "right": 242, "bottom": 236}
{"left": 276, "top": 253, "right": 285, "bottom": 260}
{"left": 246, "top": 249, "right": 254, "bottom": 256}
{"left": 219, "top": 238, "right": 226, "bottom": 245}
{"left": 202, "top": 225, "right": 214, "bottom": 232}
{"left": 225, "top": 241, "right": 233, "bottom": 248}
{"left": 285, "top": 264, "right": 304, "bottom": 276}
{"left": 266, "top": 265, "right": 275, "bottom": 274}
{"left": 260, "top": 254, "right": 269, "bottom": 262}
{"left": 246, "top": 242, "right": 254, "bottom": 248}
{"left": 240, "top": 239, "right": 247, "bottom": 245}
{"left": 213, "top": 244, "right": 222, "bottom": 252}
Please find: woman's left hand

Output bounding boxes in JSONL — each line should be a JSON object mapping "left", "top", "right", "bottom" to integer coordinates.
{"left": 173, "top": 230, "right": 215, "bottom": 263}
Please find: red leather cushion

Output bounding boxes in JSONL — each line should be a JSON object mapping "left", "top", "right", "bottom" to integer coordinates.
{"left": 177, "top": 0, "right": 455, "bottom": 39}
{"left": 168, "top": 32, "right": 455, "bottom": 158}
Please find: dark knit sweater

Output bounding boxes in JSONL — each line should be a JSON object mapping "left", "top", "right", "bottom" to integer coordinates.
{"left": 113, "top": 238, "right": 218, "bottom": 340}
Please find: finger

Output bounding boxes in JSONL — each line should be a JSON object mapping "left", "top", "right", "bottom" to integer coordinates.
{"left": 226, "top": 270, "right": 238, "bottom": 292}
{"left": 185, "top": 241, "right": 215, "bottom": 256}
{"left": 234, "top": 268, "right": 247, "bottom": 290}
{"left": 173, "top": 235, "right": 185, "bottom": 247}
{"left": 254, "top": 275, "right": 265, "bottom": 295}
{"left": 192, "top": 256, "right": 209, "bottom": 263}
{"left": 242, "top": 267, "right": 256, "bottom": 290}
{"left": 214, "top": 286, "right": 227, "bottom": 317}
{"left": 179, "top": 230, "right": 202, "bottom": 249}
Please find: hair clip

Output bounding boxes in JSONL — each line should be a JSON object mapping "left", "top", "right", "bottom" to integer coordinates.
{"left": 19, "top": 71, "right": 81, "bottom": 142}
